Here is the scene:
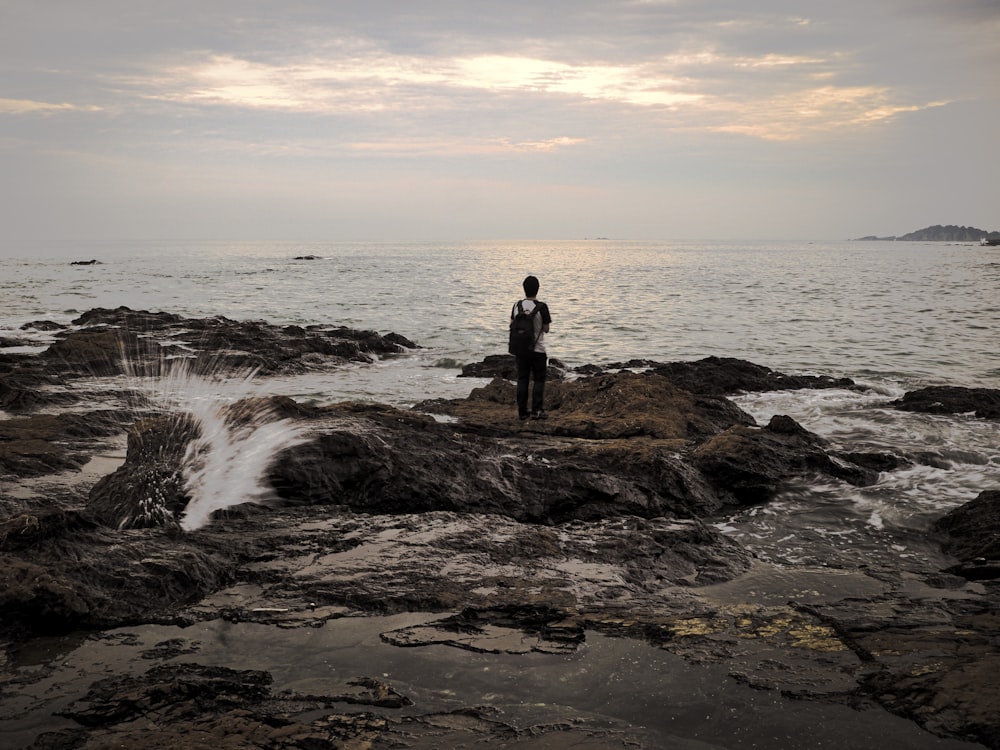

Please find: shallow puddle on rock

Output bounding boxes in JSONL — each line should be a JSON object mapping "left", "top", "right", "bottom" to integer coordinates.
{"left": 75, "top": 446, "right": 128, "bottom": 481}
{"left": 0, "top": 613, "right": 986, "bottom": 750}
{"left": 694, "top": 561, "right": 890, "bottom": 607}
{"left": 0, "top": 438, "right": 126, "bottom": 501}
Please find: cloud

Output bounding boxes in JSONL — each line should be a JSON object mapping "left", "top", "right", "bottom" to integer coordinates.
{"left": 702, "top": 87, "right": 952, "bottom": 141}
{"left": 0, "top": 98, "right": 102, "bottom": 115}
{"left": 119, "top": 42, "right": 943, "bottom": 146}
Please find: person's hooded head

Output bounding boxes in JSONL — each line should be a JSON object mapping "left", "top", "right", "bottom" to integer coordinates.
{"left": 523, "top": 275, "right": 540, "bottom": 297}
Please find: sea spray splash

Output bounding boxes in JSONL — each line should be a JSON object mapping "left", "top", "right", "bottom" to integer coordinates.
{"left": 125, "top": 355, "right": 313, "bottom": 531}
{"left": 178, "top": 396, "right": 311, "bottom": 531}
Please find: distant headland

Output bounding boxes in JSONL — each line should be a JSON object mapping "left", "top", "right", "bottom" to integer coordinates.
{"left": 855, "top": 224, "right": 1000, "bottom": 242}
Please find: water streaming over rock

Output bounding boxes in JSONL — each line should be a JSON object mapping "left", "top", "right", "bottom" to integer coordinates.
{"left": 124, "top": 357, "right": 313, "bottom": 531}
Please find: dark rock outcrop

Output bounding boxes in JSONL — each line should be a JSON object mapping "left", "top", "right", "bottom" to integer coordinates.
{"left": 933, "top": 490, "right": 1000, "bottom": 579}
{"left": 20, "top": 319, "right": 67, "bottom": 332}
{"left": 90, "top": 393, "right": 733, "bottom": 529}
{"left": 0, "top": 509, "right": 234, "bottom": 637}
{"left": 0, "top": 308, "right": 418, "bottom": 485}
{"left": 86, "top": 414, "right": 199, "bottom": 529}
{"left": 41, "top": 327, "right": 146, "bottom": 376}
{"left": 691, "top": 414, "right": 879, "bottom": 505}
{"left": 271, "top": 408, "right": 728, "bottom": 523}
{"left": 58, "top": 306, "right": 418, "bottom": 377}
{"left": 648, "top": 356, "right": 856, "bottom": 395}
{"left": 460, "top": 354, "right": 856, "bottom": 395}
{"left": 891, "top": 386, "right": 1000, "bottom": 420}
{"left": 88, "top": 371, "right": 881, "bottom": 532}
{"left": 0, "top": 307, "right": 416, "bottom": 419}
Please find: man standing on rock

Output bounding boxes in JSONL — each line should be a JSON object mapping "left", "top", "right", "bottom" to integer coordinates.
{"left": 510, "top": 275, "right": 552, "bottom": 420}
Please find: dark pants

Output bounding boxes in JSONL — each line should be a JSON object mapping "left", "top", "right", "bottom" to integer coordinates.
{"left": 516, "top": 351, "right": 547, "bottom": 416}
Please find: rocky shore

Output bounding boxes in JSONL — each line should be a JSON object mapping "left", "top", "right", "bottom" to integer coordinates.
{"left": 1, "top": 307, "right": 999, "bottom": 749}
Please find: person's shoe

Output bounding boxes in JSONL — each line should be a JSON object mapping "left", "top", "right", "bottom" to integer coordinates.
{"left": 519, "top": 412, "right": 530, "bottom": 421}
{"left": 531, "top": 410, "right": 548, "bottom": 420}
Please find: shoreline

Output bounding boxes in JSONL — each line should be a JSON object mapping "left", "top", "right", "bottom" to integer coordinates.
{"left": 2, "top": 307, "right": 999, "bottom": 749}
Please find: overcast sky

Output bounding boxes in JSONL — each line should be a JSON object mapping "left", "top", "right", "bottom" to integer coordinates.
{"left": 2, "top": 0, "right": 998, "bottom": 242}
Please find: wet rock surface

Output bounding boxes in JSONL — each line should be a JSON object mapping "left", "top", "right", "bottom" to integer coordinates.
{"left": 891, "top": 386, "right": 1000, "bottom": 419}
{"left": 1, "top": 309, "right": 998, "bottom": 749}
{"left": 34, "top": 658, "right": 647, "bottom": 749}
{"left": 933, "top": 490, "right": 1000, "bottom": 579}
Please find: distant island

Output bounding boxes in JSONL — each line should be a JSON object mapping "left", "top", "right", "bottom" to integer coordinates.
{"left": 855, "top": 224, "right": 1000, "bottom": 242}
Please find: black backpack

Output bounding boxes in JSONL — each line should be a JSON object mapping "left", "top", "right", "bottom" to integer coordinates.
{"left": 508, "top": 301, "right": 541, "bottom": 357}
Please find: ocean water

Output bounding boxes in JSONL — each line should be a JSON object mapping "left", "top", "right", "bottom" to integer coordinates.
{"left": 3, "top": 240, "right": 1000, "bottom": 545}
{"left": 3, "top": 239, "right": 1000, "bottom": 388}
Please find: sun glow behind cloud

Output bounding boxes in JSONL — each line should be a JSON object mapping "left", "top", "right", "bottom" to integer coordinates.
{"left": 142, "top": 51, "right": 705, "bottom": 113}
{"left": 453, "top": 54, "right": 702, "bottom": 107}
{"left": 347, "top": 135, "right": 589, "bottom": 157}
